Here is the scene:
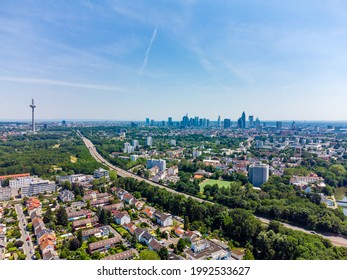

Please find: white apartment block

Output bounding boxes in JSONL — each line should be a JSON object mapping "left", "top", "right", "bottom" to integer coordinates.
{"left": 9, "top": 176, "right": 56, "bottom": 197}
{"left": 21, "top": 178, "right": 56, "bottom": 197}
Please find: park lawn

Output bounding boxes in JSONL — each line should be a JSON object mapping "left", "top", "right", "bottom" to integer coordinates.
{"left": 199, "top": 179, "right": 231, "bottom": 193}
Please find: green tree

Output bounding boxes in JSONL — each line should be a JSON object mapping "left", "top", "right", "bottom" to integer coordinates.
{"left": 77, "top": 230, "right": 83, "bottom": 244}
{"left": 268, "top": 220, "right": 282, "bottom": 233}
{"left": 139, "top": 249, "right": 160, "bottom": 260}
{"left": 323, "top": 186, "right": 334, "bottom": 196}
{"left": 110, "top": 171, "right": 118, "bottom": 181}
{"left": 69, "top": 237, "right": 80, "bottom": 251}
{"left": 88, "top": 236, "right": 98, "bottom": 244}
{"left": 177, "top": 238, "right": 188, "bottom": 253}
{"left": 91, "top": 251, "right": 101, "bottom": 260}
{"left": 14, "top": 240, "right": 24, "bottom": 248}
{"left": 56, "top": 206, "right": 68, "bottom": 226}
{"left": 133, "top": 191, "right": 142, "bottom": 199}
{"left": 17, "top": 252, "right": 27, "bottom": 260}
{"left": 158, "top": 247, "right": 169, "bottom": 260}
{"left": 44, "top": 206, "right": 54, "bottom": 224}
{"left": 131, "top": 234, "right": 137, "bottom": 247}
{"left": 329, "top": 164, "right": 347, "bottom": 176}
{"left": 99, "top": 208, "right": 107, "bottom": 225}
{"left": 243, "top": 249, "right": 255, "bottom": 260}
{"left": 62, "top": 181, "right": 72, "bottom": 190}
{"left": 35, "top": 251, "right": 41, "bottom": 260}
{"left": 184, "top": 216, "right": 190, "bottom": 231}
{"left": 2, "top": 178, "right": 10, "bottom": 187}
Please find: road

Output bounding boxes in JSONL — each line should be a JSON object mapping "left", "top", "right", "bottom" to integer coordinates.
{"left": 14, "top": 204, "right": 35, "bottom": 260}
{"left": 78, "top": 132, "right": 347, "bottom": 248}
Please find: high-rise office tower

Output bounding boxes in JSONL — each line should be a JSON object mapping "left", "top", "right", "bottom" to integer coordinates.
{"left": 168, "top": 117, "right": 173, "bottom": 127}
{"left": 195, "top": 116, "right": 199, "bottom": 127}
{"left": 146, "top": 118, "right": 150, "bottom": 125}
{"left": 199, "top": 118, "right": 203, "bottom": 127}
{"left": 182, "top": 114, "right": 189, "bottom": 127}
{"left": 249, "top": 115, "right": 254, "bottom": 127}
{"left": 276, "top": 121, "right": 283, "bottom": 130}
{"left": 218, "top": 115, "right": 221, "bottom": 128}
{"left": 224, "top": 118, "right": 231, "bottom": 129}
{"left": 237, "top": 118, "right": 242, "bottom": 129}
{"left": 241, "top": 111, "right": 246, "bottom": 129}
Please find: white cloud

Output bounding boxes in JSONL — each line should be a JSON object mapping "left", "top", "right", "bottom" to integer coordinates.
{"left": 0, "top": 77, "right": 124, "bottom": 91}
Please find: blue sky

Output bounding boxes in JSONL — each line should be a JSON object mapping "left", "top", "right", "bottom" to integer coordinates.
{"left": 1, "top": 0, "right": 347, "bottom": 121}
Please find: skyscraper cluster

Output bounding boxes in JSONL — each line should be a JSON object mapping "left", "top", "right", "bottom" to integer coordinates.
{"left": 144, "top": 111, "right": 264, "bottom": 129}
{"left": 181, "top": 114, "right": 210, "bottom": 128}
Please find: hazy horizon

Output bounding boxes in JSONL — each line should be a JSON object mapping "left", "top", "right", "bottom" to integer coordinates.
{"left": 1, "top": 118, "right": 347, "bottom": 124}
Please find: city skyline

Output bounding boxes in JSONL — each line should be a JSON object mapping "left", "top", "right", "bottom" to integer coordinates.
{"left": 1, "top": 1, "right": 347, "bottom": 120}
{"left": 2, "top": 106, "right": 347, "bottom": 123}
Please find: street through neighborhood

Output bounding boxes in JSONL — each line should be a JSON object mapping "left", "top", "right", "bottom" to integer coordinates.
{"left": 14, "top": 204, "right": 35, "bottom": 260}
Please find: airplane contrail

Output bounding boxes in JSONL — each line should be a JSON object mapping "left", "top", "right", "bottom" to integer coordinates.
{"left": 139, "top": 27, "right": 157, "bottom": 75}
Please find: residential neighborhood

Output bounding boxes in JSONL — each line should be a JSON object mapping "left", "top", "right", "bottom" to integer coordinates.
{"left": 0, "top": 169, "right": 239, "bottom": 261}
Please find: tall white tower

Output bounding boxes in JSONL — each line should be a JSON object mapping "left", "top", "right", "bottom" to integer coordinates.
{"left": 30, "top": 98, "right": 36, "bottom": 133}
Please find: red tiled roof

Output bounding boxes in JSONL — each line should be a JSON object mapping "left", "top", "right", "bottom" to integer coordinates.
{"left": 26, "top": 197, "right": 41, "bottom": 210}
{"left": 40, "top": 239, "right": 54, "bottom": 252}
{"left": 0, "top": 173, "right": 30, "bottom": 180}
{"left": 39, "top": 233, "right": 56, "bottom": 245}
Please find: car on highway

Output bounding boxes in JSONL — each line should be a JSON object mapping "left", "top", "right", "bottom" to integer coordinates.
{"left": 27, "top": 242, "right": 30, "bottom": 246}
{"left": 26, "top": 236, "right": 30, "bottom": 241}
{"left": 30, "top": 250, "right": 33, "bottom": 254}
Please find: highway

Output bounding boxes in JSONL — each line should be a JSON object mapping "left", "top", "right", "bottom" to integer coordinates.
{"left": 77, "top": 131, "right": 207, "bottom": 203}
{"left": 14, "top": 204, "right": 35, "bottom": 260}
{"left": 78, "top": 132, "right": 347, "bottom": 248}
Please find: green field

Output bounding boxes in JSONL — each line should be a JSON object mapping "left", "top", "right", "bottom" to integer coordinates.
{"left": 199, "top": 179, "right": 231, "bottom": 192}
